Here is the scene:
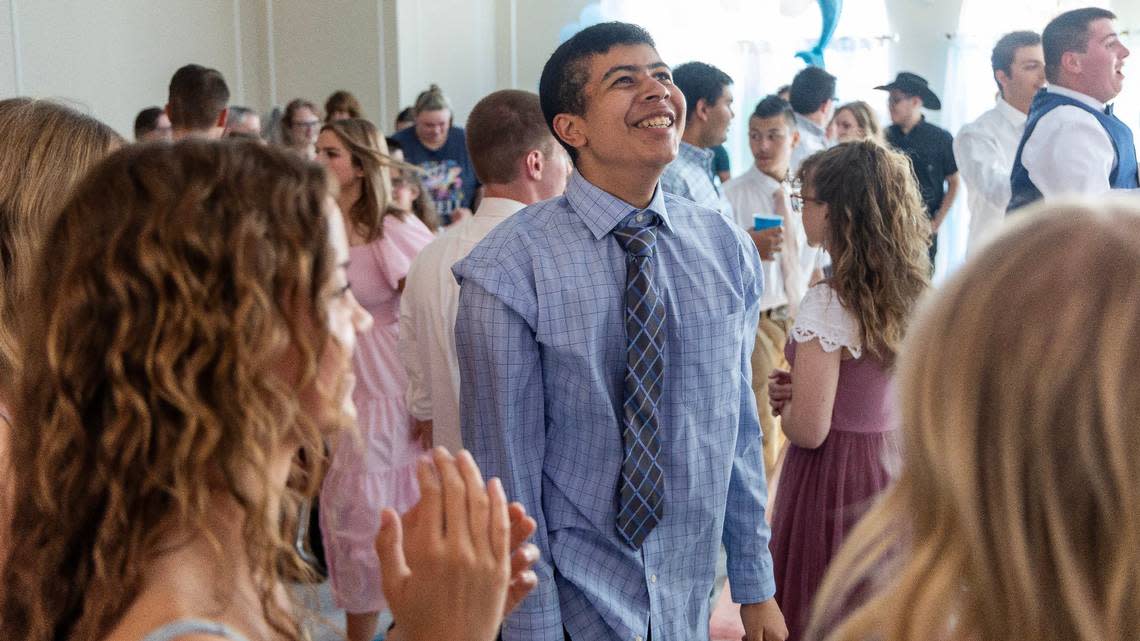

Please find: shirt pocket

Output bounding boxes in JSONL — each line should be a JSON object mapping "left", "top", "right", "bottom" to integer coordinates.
{"left": 670, "top": 310, "right": 744, "bottom": 413}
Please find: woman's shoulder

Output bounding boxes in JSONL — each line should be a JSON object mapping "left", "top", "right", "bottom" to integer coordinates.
{"left": 791, "top": 283, "right": 863, "bottom": 358}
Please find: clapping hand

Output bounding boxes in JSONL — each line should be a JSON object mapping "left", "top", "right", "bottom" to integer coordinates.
{"left": 376, "top": 448, "right": 539, "bottom": 641}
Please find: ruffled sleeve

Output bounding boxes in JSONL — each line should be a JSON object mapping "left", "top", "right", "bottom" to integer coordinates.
{"left": 789, "top": 284, "right": 863, "bottom": 358}
{"left": 369, "top": 214, "right": 436, "bottom": 291}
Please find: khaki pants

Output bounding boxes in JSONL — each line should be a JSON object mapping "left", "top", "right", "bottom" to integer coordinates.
{"left": 751, "top": 312, "right": 792, "bottom": 477}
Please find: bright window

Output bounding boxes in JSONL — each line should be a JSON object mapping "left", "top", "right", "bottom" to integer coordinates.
{"left": 594, "top": 0, "right": 894, "bottom": 179}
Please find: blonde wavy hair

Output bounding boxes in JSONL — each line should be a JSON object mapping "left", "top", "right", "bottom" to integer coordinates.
{"left": 2, "top": 140, "right": 346, "bottom": 641}
{"left": 812, "top": 197, "right": 1140, "bottom": 641}
{"left": 0, "top": 98, "right": 120, "bottom": 398}
{"left": 797, "top": 140, "right": 930, "bottom": 360}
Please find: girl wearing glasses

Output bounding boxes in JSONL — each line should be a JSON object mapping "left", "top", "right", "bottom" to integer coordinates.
{"left": 767, "top": 140, "right": 930, "bottom": 640}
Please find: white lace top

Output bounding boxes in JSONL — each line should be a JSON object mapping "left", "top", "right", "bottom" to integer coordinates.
{"left": 789, "top": 284, "right": 863, "bottom": 359}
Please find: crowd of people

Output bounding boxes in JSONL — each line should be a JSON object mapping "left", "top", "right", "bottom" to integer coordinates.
{"left": 0, "top": 5, "right": 1137, "bottom": 641}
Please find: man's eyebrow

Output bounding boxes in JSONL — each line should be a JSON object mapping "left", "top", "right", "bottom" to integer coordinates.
{"left": 601, "top": 62, "right": 670, "bottom": 82}
{"left": 1100, "top": 31, "right": 1119, "bottom": 43}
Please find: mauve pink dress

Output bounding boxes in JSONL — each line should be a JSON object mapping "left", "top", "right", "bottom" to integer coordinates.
{"left": 320, "top": 214, "right": 434, "bottom": 613}
{"left": 769, "top": 286, "right": 900, "bottom": 641}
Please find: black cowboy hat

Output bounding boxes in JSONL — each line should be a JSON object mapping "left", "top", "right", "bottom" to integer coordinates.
{"left": 874, "top": 72, "right": 941, "bottom": 110}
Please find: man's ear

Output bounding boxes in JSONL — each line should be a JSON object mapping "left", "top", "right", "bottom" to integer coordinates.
{"left": 694, "top": 97, "right": 711, "bottom": 122}
{"left": 994, "top": 69, "right": 1009, "bottom": 94}
{"left": 524, "top": 148, "right": 544, "bottom": 181}
{"left": 215, "top": 107, "right": 229, "bottom": 129}
{"left": 1060, "top": 50, "right": 1082, "bottom": 76}
{"left": 552, "top": 113, "right": 586, "bottom": 155}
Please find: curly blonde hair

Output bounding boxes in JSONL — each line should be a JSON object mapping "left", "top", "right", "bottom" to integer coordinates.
{"left": 813, "top": 198, "right": 1140, "bottom": 641}
{"left": 2, "top": 140, "right": 345, "bottom": 641}
{"left": 797, "top": 140, "right": 931, "bottom": 360}
{"left": 0, "top": 98, "right": 120, "bottom": 398}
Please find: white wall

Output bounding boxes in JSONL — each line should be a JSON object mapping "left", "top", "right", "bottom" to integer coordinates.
{"left": 271, "top": 0, "right": 388, "bottom": 126}
{"left": 4, "top": 0, "right": 249, "bottom": 137}
{"left": 6, "top": 0, "right": 1132, "bottom": 138}
{"left": 0, "top": 0, "right": 18, "bottom": 98}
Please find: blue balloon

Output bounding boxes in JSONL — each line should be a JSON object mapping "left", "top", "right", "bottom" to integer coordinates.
{"left": 579, "top": 3, "right": 605, "bottom": 27}
{"left": 559, "top": 23, "right": 581, "bottom": 44}
{"left": 795, "top": 0, "right": 843, "bottom": 68}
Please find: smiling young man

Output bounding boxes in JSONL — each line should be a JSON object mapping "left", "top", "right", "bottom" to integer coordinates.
{"left": 1008, "top": 7, "right": 1138, "bottom": 211}
{"left": 452, "top": 21, "right": 786, "bottom": 641}
{"left": 953, "top": 31, "right": 1044, "bottom": 251}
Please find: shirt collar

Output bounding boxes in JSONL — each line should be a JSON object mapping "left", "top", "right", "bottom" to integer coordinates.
{"left": 473, "top": 197, "right": 526, "bottom": 220}
{"left": 1047, "top": 85, "right": 1106, "bottom": 112}
{"left": 892, "top": 115, "right": 927, "bottom": 137}
{"left": 794, "top": 112, "right": 827, "bottom": 138}
{"left": 995, "top": 96, "right": 1028, "bottom": 127}
{"left": 565, "top": 170, "right": 674, "bottom": 240}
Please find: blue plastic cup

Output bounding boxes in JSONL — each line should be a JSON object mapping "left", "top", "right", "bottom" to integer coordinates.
{"left": 753, "top": 214, "right": 783, "bottom": 231}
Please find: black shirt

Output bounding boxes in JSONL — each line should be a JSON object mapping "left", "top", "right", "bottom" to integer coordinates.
{"left": 886, "top": 117, "right": 957, "bottom": 217}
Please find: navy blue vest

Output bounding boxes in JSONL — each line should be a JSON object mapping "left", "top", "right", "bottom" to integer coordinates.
{"left": 1008, "top": 89, "right": 1139, "bottom": 212}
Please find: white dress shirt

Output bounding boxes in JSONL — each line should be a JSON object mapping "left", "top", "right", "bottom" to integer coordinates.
{"left": 1021, "top": 85, "right": 1140, "bottom": 201}
{"left": 723, "top": 166, "right": 819, "bottom": 312}
{"left": 954, "top": 97, "right": 1026, "bottom": 253}
{"left": 398, "top": 197, "right": 525, "bottom": 453}
{"left": 789, "top": 112, "right": 830, "bottom": 174}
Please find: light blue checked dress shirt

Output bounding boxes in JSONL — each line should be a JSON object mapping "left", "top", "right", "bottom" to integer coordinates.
{"left": 660, "top": 141, "right": 734, "bottom": 219}
{"left": 453, "top": 171, "right": 774, "bottom": 641}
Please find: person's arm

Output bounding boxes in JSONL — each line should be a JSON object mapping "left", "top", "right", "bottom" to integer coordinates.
{"left": 454, "top": 279, "right": 564, "bottom": 641}
{"left": 779, "top": 338, "right": 841, "bottom": 449}
{"left": 953, "top": 127, "right": 1011, "bottom": 211}
{"left": 399, "top": 259, "right": 435, "bottom": 449}
{"left": 724, "top": 243, "right": 786, "bottom": 641}
{"left": 932, "top": 172, "right": 959, "bottom": 233}
{"left": 1022, "top": 107, "right": 1115, "bottom": 197}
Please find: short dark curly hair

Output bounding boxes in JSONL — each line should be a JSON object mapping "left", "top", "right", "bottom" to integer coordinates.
{"left": 538, "top": 21, "right": 656, "bottom": 162}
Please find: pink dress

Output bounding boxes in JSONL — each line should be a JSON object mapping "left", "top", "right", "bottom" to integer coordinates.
{"left": 769, "top": 284, "right": 900, "bottom": 640}
{"left": 320, "top": 214, "right": 435, "bottom": 614}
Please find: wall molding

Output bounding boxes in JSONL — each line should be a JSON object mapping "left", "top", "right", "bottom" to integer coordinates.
{"left": 9, "top": 0, "right": 23, "bottom": 94}
{"left": 231, "top": 0, "right": 245, "bottom": 105}
{"left": 265, "top": 0, "right": 277, "bottom": 106}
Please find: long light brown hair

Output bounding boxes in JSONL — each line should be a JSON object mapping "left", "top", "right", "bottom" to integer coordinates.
{"left": 813, "top": 198, "right": 1140, "bottom": 641}
{"left": 2, "top": 140, "right": 344, "bottom": 641}
{"left": 834, "top": 100, "right": 882, "bottom": 142}
{"left": 797, "top": 141, "right": 930, "bottom": 360}
{"left": 0, "top": 98, "right": 120, "bottom": 398}
{"left": 322, "top": 118, "right": 412, "bottom": 243}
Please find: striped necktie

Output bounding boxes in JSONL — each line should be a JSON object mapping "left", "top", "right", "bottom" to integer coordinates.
{"left": 612, "top": 211, "right": 666, "bottom": 549}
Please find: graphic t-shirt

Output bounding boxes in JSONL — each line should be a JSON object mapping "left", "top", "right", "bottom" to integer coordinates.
{"left": 392, "top": 126, "right": 480, "bottom": 224}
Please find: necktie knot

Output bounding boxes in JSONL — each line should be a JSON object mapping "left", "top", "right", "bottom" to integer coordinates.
{"left": 1105, "top": 103, "right": 1115, "bottom": 116}
{"left": 614, "top": 212, "right": 660, "bottom": 258}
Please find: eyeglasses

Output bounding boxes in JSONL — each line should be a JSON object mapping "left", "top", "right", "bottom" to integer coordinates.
{"left": 292, "top": 119, "right": 322, "bottom": 129}
{"left": 789, "top": 193, "right": 824, "bottom": 209}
